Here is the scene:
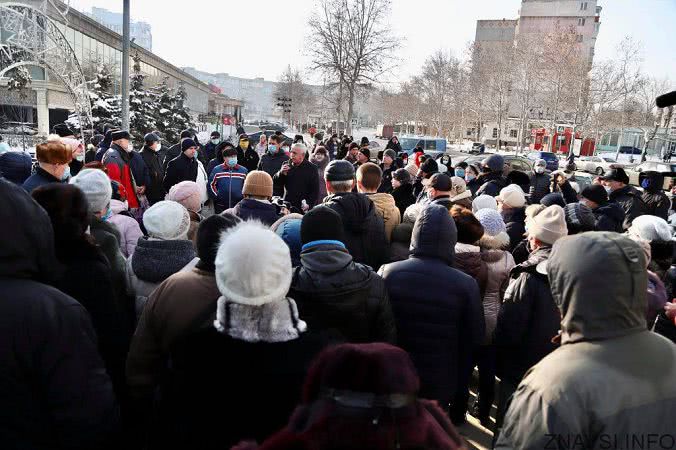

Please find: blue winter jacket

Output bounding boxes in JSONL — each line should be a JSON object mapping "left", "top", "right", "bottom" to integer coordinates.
{"left": 208, "top": 163, "right": 248, "bottom": 209}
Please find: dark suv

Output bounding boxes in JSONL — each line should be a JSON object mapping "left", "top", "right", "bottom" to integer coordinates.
{"left": 527, "top": 151, "right": 559, "bottom": 172}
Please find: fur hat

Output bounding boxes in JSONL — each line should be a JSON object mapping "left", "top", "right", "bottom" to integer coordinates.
{"left": 143, "top": 200, "right": 191, "bottom": 240}
{"left": 529, "top": 205, "right": 568, "bottom": 245}
{"left": 472, "top": 194, "right": 498, "bottom": 213}
{"left": 497, "top": 184, "right": 526, "bottom": 209}
{"left": 36, "top": 141, "right": 72, "bottom": 164}
{"left": 166, "top": 180, "right": 202, "bottom": 213}
{"left": 215, "top": 221, "right": 292, "bottom": 306}
{"left": 69, "top": 168, "right": 112, "bottom": 213}
{"left": 451, "top": 205, "right": 484, "bottom": 245}
{"left": 243, "top": 171, "right": 273, "bottom": 198}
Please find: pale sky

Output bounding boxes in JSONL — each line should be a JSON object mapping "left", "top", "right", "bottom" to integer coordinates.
{"left": 68, "top": 0, "right": 676, "bottom": 87}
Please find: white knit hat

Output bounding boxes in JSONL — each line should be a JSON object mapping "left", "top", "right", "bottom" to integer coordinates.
{"left": 472, "top": 195, "right": 498, "bottom": 213}
{"left": 529, "top": 205, "right": 568, "bottom": 245}
{"left": 475, "top": 208, "right": 507, "bottom": 237}
{"left": 628, "top": 215, "right": 673, "bottom": 243}
{"left": 142, "top": 200, "right": 191, "bottom": 240}
{"left": 215, "top": 221, "right": 292, "bottom": 306}
{"left": 497, "top": 184, "right": 526, "bottom": 209}
{"left": 70, "top": 168, "right": 112, "bottom": 213}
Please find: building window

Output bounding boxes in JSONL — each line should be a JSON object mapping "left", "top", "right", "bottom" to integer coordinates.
{"left": 578, "top": 17, "right": 586, "bottom": 26}
{"left": 492, "top": 128, "right": 498, "bottom": 138}
{"left": 510, "top": 130, "right": 518, "bottom": 138}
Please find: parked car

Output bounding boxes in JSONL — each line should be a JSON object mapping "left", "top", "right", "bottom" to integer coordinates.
{"left": 526, "top": 151, "right": 560, "bottom": 172}
{"left": 259, "top": 122, "right": 287, "bottom": 132}
{"left": 627, "top": 162, "right": 676, "bottom": 191}
{"left": 455, "top": 153, "right": 534, "bottom": 176}
{"left": 573, "top": 171, "right": 596, "bottom": 192}
{"left": 599, "top": 146, "right": 643, "bottom": 164}
{"left": 470, "top": 142, "right": 486, "bottom": 154}
{"left": 398, "top": 136, "right": 448, "bottom": 158}
{"left": 579, "top": 156, "right": 623, "bottom": 175}
{"left": 247, "top": 130, "right": 294, "bottom": 146}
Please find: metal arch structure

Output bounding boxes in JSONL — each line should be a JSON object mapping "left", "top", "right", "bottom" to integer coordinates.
{"left": 0, "top": 2, "right": 92, "bottom": 135}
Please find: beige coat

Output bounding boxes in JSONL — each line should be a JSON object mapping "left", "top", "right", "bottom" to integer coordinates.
{"left": 479, "top": 231, "right": 515, "bottom": 344}
{"left": 368, "top": 193, "right": 401, "bottom": 242}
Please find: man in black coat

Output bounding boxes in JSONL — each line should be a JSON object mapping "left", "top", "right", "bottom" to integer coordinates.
{"left": 0, "top": 179, "right": 118, "bottom": 449}
{"left": 140, "top": 132, "right": 166, "bottom": 204}
{"left": 378, "top": 203, "right": 484, "bottom": 415}
{"left": 476, "top": 154, "right": 508, "bottom": 197}
{"left": 579, "top": 184, "right": 625, "bottom": 232}
{"left": 641, "top": 171, "right": 670, "bottom": 220}
{"left": 163, "top": 138, "right": 199, "bottom": 193}
{"left": 258, "top": 134, "right": 289, "bottom": 196}
{"left": 163, "top": 129, "right": 193, "bottom": 170}
{"left": 273, "top": 143, "right": 319, "bottom": 213}
{"left": 601, "top": 168, "right": 647, "bottom": 230}
{"left": 322, "top": 160, "right": 389, "bottom": 271}
{"left": 236, "top": 133, "right": 260, "bottom": 172}
{"left": 204, "top": 131, "right": 221, "bottom": 163}
{"left": 289, "top": 206, "right": 396, "bottom": 344}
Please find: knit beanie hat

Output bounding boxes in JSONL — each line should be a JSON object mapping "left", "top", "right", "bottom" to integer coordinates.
{"left": 166, "top": 180, "right": 201, "bottom": 213}
{"left": 475, "top": 208, "right": 507, "bottom": 237}
{"left": 405, "top": 163, "right": 419, "bottom": 178}
{"left": 497, "top": 184, "right": 526, "bottom": 209}
{"left": 483, "top": 154, "right": 504, "bottom": 172}
{"left": 243, "top": 170, "right": 273, "bottom": 198}
{"left": 195, "top": 213, "right": 241, "bottom": 271}
{"left": 272, "top": 214, "right": 303, "bottom": 267}
{"left": 300, "top": 206, "right": 345, "bottom": 245}
{"left": 143, "top": 200, "right": 191, "bottom": 240}
{"left": 450, "top": 176, "right": 467, "bottom": 196}
{"left": 325, "top": 160, "right": 355, "bottom": 182}
{"left": 69, "top": 168, "right": 112, "bottom": 213}
{"left": 564, "top": 203, "right": 596, "bottom": 234}
{"left": 181, "top": 138, "right": 197, "bottom": 152}
{"left": 472, "top": 194, "right": 498, "bottom": 213}
{"left": 393, "top": 168, "right": 411, "bottom": 184}
{"left": 529, "top": 205, "right": 568, "bottom": 245}
{"left": 215, "top": 221, "right": 292, "bottom": 306}
{"left": 383, "top": 149, "right": 397, "bottom": 161}
{"left": 581, "top": 184, "right": 608, "bottom": 205}
{"left": 541, "top": 192, "right": 566, "bottom": 208}
{"left": 628, "top": 215, "right": 673, "bottom": 243}
{"left": 359, "top": 147, "right": 371, "bottom": 159}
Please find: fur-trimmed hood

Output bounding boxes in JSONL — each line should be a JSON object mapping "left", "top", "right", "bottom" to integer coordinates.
{"left": 451, "top": 190, "right": 472, "bottom": 203}
{"left": 479, "top": 231, "right": 511, "bottom": 251}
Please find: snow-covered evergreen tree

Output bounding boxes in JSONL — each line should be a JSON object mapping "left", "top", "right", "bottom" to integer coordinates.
{"left": 169, "top": 80, "right": 194, "bottom": 139}
{"left": 152, "top": 76, "right": 176, "bottom": 142}
{"left": 129, "top": 52, "right": 156, "bottom": 146}
{"left": 68, "top": 62, "right": 120, "bottom": 133}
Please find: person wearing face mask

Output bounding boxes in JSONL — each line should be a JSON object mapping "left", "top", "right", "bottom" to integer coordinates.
{"left": 52, "top": 123, "right": 84, "bottom": 177}
{"left": 579, "top": 184, "right": 625, "bottom": 233}
{"left": 256, "top": 133, "right": 268, "bottom": 157}
{"left": 164, "top": 138, "right": 200, "bottom": 194}
{"left": 103, "top": 130, "right": 148, "bottom": 211}
{"left": 600, "top": 168, "right": 647, "bottom": 230}
{"left": 378, "top": 149, "right": 399, "bottom": 193}
{"left": 310, "top": 146, "right": 329, "bottom": 204}
{"left": 464, "top": 164, "right": 481, "bottom": 196}
{"left": 257, "top": 135, "right": 290, "bottom": 196}
{"left": 476, "top": 154, "right": 508, "bottom": 198}
{"left": 140, "top": 133, "right": 166, "bottom": 205}
{"left": 414, "top": 158, "right": 439, "bottom": 203}
{"left": 22, "top": 139, "right": 73, "bottom": 192}
{"left": 237, "top": 133, "right": 260, "bottom": 172}
{"left": 528, "top": 159, "right": 551, "bottom": 205}
{"left": 204, "top": 131, "right": 221, "bottom": 162}
{"left": 208, "top": 146, "right": 248, "bottom": 213}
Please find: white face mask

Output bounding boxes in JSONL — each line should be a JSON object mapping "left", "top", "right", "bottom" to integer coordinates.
{"left": 422, "top": 178, "right": 431, "bottom": 187}
{"left": 535, "top": 166, "right": 545, "bottom": 174}
{"left": 156, "top": 143, "right": 162, "bottom": 152}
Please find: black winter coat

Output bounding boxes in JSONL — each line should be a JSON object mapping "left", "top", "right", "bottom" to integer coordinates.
{"left": 502, "top": 207, "right": 526, "bottom": 251}
{"left": 141, "top": 146, "right": 166, "bottom": 204}
{"left": 226, "top": 198, "right": 280, "bottom": 226}
{"left": 0, "top": 179, "right": 118, "bottom": 450}
{"left": 238, "top": 146, "right": 260, "bottom": 172}
{"left": 258, "top": 150, "right": 289, "bottom": 196}
{"left": 323, "top": 192, "right": 389, "bottom": 271}
{"left": 528, "top": 172, "right": 551, "bottom": 205}
{"left": 378, "top": 204, "right": 485, "bottom": 406}
{"left": 391, "top": 183, "right": 416, "bottom": 218}
{"left": 152, "top": 327, "right": 331, "bottom": 450}
{"left": 55, "top": 239, "right": 131, "bottom": 399}
{"left": 476, "top": 172, "right": 508, "bottom": 197}
{"left": 609, "top": 184, "right": 647, "bottom": 230}
{"left": 274, "top": 160, "right": 319, "bottom": 212}
{"left": 494, "top": 246, "right": 560, "bottom": 383}
{"left": 593, "top": 201, "right": 625, "bottom": 233}
{"left": 163, "top": 142, "right": 182, "bottom": 169}
{"left": 389, "top": 222, "right": 414, "bottom": 263}
{"left": 163, "top": 153, "right": 198, "bottom": 193}
{"left": 378, "top": 163, "right": 397, "bottom": 193}
{"left": 289, "top": 243, "right": 396, "bottom": 344}
{"left": 466, "top": 177, "right": 481, "bottom": 196}
{"left": 22, "top": 166, "right": 65, "bottom": 193}
{"left": 641, "top": 172, "right": 670, "bottom": 220}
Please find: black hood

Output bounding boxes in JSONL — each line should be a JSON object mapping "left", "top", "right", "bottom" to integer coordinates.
{"left": 642, "top": 171, "right": 665, "bottom": 194}
{"left": 501, "top": 207, "right": 526, "bottom": 224}
{"left": 0, "top": 179, "right": 61, "bottom": 282}
{"left": 410, "top": 203, "right": 457, "bottom": 264}
{"left": 548, "top": 232, "right": 647, "bottom": 344}
{"left": 325, "top": 193, "right": 377, "bottom": 234}
{"left": 391, "top": 222, "right": 414, "bottom": 244}
{"left": 298, "top": 243, "right": 373, "bottom": 292}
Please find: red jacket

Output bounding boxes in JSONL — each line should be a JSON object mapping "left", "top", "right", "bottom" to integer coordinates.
{"left": 103, "top": 146, "right": 139, "bottom": 209}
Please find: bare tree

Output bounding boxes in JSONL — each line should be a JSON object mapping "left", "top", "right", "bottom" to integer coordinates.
{"left": 512, "top": 34, "right": 544, "bottom": 152}
{"left": 614, "top": 36, "right": 645, "bottom": 159}
{"left": 308, "top": 0, "right": 401, "bottom": 135}
{"left": 275, "top": 65, "right": 315, "bottom": 130}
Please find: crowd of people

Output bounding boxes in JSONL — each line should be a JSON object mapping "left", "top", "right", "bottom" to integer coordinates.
{"left": 1, "top": 122, "right": 676, "bottom": 450}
